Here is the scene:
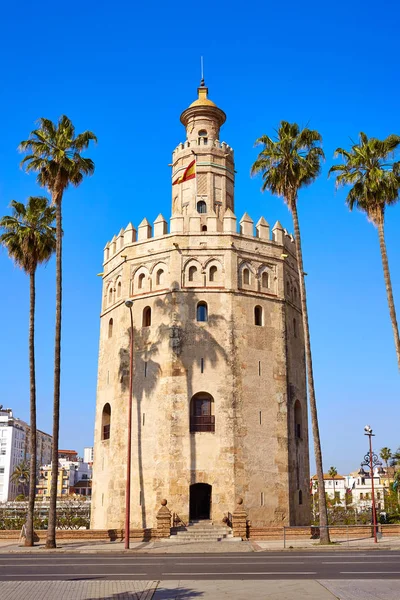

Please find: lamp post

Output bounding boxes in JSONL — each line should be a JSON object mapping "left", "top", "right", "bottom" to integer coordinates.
{"left": 362, "top": 425, "right": 382, "bottom": 543}
{"left": 124, "top": 299, "right": 134, "bottom": 550}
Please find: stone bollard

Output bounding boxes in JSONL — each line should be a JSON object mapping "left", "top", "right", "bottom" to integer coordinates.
{"left": 156, "top": 499, "right": 172, "bottom": 539}
{"left": 232, "top": 497, "right": 248, "bottom": 540}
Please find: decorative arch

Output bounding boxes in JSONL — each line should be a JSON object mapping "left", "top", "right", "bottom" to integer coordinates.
{"left": 190, "top": 392, "right": 215, "bottom": 432}
{"left": 204, "top": 258, "right": 223, "bottom": 285}
{"left": 238, "top": 262, "right": 255, "bottom": 288}
{"left": 132, "top": 266, "right": 150, "bottom": 293}
{"left": 184, "top": 259, "right": 202, "bottom": 287}
{"left": 102, "top": 403, "right": 111, "bottom": 441}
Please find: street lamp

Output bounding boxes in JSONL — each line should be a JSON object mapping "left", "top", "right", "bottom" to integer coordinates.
{"left": 124, "top": 299, "right": 134, "bottom": 550}
{"left": 362, "top": 425, "right": 382, "bottom": 543}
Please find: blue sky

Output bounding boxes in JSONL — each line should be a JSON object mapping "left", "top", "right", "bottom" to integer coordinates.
{"left": 0, "top": 0, "right": 399, "bottom": 473}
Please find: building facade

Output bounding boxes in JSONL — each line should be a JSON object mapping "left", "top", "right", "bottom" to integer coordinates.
{"left": 0, "top": 406, "right": 52, "bottom": 502}
{"left": 37, "top": 458, "right": 92, "bottom": 498}
{"left": 91, "top": 82, "right": 309, "bottom": 530}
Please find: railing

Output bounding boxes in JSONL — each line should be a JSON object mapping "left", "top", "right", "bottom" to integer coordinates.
{"left": 190, "top": 415, "right": 215, "bottom": 433}
{"left": 172, "top": 513, "right": 187, "bottom": 528}
{"left": 103, "top": 424, "right": 110, "bottom": 440}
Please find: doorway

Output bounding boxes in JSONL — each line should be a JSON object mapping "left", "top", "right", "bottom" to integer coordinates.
{"left": 189, "top": 483, "right": 212, "bottom": 520}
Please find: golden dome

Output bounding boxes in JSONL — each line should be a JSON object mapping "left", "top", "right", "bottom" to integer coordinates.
{"left": 189, "top": 85, "right": 217, "bottom": 108}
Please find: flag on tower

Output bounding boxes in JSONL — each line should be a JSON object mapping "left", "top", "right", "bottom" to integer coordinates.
{"left": 172, "top": 159, "right": 196, "bottom": 185}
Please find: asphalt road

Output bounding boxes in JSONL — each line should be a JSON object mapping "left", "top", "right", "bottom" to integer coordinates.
{"left": 1, "top": 551, "right": 400, "bottom": 581}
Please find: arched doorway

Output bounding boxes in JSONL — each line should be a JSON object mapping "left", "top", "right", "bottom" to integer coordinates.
{"left": 189, "top": 483, "right": 212, "bottom": 520}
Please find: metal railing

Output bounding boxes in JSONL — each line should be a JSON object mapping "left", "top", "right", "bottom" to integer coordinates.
{"left": 282, "top": 524, "right": 382, "bottom": 548}
{"left": 190, "top": 415, "right": 215, "bottom": 433}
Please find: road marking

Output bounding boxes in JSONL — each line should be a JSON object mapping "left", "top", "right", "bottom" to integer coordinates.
{"left": 0, "top": 573, "right": 148, "bottom": 577}
{"left": 174, "top": 561, "right": 305, "bottom": 565}
{"left": 341, "top": 571, "right": 400, "bottom": 574}
{"left": 163, "top": 572, "right": 317, "bottom": 575}
{"left": 323, "top": 561, "right": 400, "bottom": 564}
{"left": 0, "top": 563, "right": 159, "bottom": 568}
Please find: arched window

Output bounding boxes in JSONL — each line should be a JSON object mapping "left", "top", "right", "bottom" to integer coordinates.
{"left": 243, "top": 268, "right": 250, "bottom": 285}
{"left": 209, "top": 265, "right": 218, "bottom": 282}
{"left": 294, "top": 287, "right": 298, "bottom": 302}
{"left": 156, "top": 269, "right": 164, "bottom": 286}
{"left": 138, "top": 273, "right": 145, "bottom": 289}
{"left": 261, "top": 272, "right": 269, "bottom": 288}
{"left": 188, "top": 265, "right": 197, "bottom": 282}
{"left": 197, "top": 200, "right": 207, "bottom": 214}
{"left": 117, "top": 281, "right": 122, "bottom": 297}
{"left": 202, "top": 225, "right": 208, "bottom": 231}
{"left": 286, "top": 280, "right": 291, "bottom": 297}
{"left": 293, "top": 318, "right": 297, "bottom": 338}
{"left": 294, "top": 400, "right": 302, "bottom": 439}
{"left": 198, "top": 129, "right": 208, "bottom": 145}
{"left": 143, "top": 306, "right": 151, "bottom": 327}
{"left": 254, "top": 305, "right": 263, "bottom": 326}
{"left": 102, "top": 403, "right": 111, "bottom": 441}
{"left": 299, "top": 490, "right": 303, "bottom": 505}
{"left": 190, "top": 392, "right": 215, "bottom": 432}
{"left": 108, "top": 287, "right": 113, "bottom": 304}
{"left": 108, "top": 318, "right": 113, "bottom": 339}
{"left": 197, "top": 301, "right": 208, "bottom": 322}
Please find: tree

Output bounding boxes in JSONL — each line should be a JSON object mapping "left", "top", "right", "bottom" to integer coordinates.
{"left": 380, "top": 447, "right": 392, "bottom": 472}
{"left": 0, "top": 197, "right": 56, "bottom": 545}
{"left": 10, "top": 461, "right": 30, "bottom": 497}
{"left": 328, "top": 466, "right": 338, "bottom": 480}
{"left": 251, "top": 121, "right": 330, "bottom": 543}
{"left": 329, "top": 133, "right": 400, "bottom": 370}
{"left": 19, "top": 117, "right": 97, "bottom": 548}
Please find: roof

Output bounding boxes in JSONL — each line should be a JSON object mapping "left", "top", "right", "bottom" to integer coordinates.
{"left": 312, "top": 474, "right": 345, "bottom": 480}
{"left": 189, "top": 84, "right": 216, "bottom": 108}
{"left": 58, "top": 450, "right": 77, "bottom": 454}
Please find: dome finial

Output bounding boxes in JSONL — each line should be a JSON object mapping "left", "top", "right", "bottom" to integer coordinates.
{"left": 200, "top": 56, "right": 205, "bottom": 87}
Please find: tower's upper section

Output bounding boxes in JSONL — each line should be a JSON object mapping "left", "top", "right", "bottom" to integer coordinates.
{"left": 171, "top": 82, "right": 234, "bottom": 231}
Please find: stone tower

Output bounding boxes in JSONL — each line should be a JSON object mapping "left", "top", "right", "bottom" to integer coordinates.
{"left": 91, "top": 82, "right": 310, "bottom": 531}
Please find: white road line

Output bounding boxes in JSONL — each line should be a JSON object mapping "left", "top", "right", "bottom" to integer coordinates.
{"left": 0, "top": 573, "right": 148, "bottom": 577}
{"left": 174, "top": 561, "right": 305, "bottom": 565}
{"left": 323, "top": 561, "right": 400, "bottom": 564}
{"left": 163, "top": 572, "right": 317, "bottom": 575}
{"left": 341, "top": 571, "right": 400, "bottom": 574}
{"left": 0, "top": 563, "right": 159, "bottom": 568}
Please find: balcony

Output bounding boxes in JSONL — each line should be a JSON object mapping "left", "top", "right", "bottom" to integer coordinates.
{"left": 190, "top": 415, "right": 215, "bottom": 433}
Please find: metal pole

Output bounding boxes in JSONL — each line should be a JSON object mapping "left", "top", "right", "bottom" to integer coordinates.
{"left": 369, "top": 433, "right": 378, "bottom": 544}
{"left": 124, "top": 304, "right": 134, "bottom": 550}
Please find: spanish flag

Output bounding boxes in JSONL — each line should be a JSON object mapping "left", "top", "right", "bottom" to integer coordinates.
{"left": 173, "top": 159, "right": 196, "bottom": 185}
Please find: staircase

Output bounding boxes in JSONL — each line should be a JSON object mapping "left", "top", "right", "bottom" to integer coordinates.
{"left": 168, "top": 520, "right": 242, "bottom": 542}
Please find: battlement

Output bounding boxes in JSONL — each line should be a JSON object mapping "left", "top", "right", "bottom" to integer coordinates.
{"left": 103, "top": 211, "right": 295, "bottom": 264}
{"left": 172, "top": 139, "right": 234, "bottom": 159}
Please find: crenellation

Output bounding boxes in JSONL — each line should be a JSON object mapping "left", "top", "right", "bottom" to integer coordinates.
{"left": 138, "top": 217, "right": 152, "bottom": 241}
{"left": 153, "top": 214, "right": 168, "bottom": 237}
{"left": 240, "top": 213, "right": 254, "bottom": 237}
{"left": 272, "top": 221, "right": 284, "bottom": 244}
{"left": 223, "top": 208, "right": 237, "bottom": 233}
{"left": 117, "top": 228, "right": 124, "bottom": 250}
{"left": 124, "top": 222, "right": 137, "bottom": 244}
{"left": 256, "top": 217, "right": 270, "bottom": 240}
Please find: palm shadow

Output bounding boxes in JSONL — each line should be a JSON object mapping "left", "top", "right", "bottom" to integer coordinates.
{"left": 85, "top": 586, "right": 204, "bottom": 599}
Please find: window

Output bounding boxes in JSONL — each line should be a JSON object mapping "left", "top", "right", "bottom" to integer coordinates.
{"left": 0, "top": 467, "right": 4, "bottom": 474}
{"left": 198, "top": 129, "right": 208, "bottom": 145}
{"left": 156, "top": 269, "right": 164, "bottom": 286}
{"left": 143, "top": 306, "right": 151, "bottom": 327}
{"left": 294, "top": 287, "right": 298, "bottom": 302}
{"left": 108, "top": 287, "right": 113, "bottom": 304}
{"left": 261, "top": 272, "right": 269, "bottom": 288}
{"left": 293, "top": 318, "right": 297, "bottom": 338}
{"left": 117, "top": 281, "right": 122, "bottom": 297}
{"left": 299, "top": 490, "right": 303, "bottom": 505}
{"left": 197, "top": 200, "right": 207, "bottom": 214}
{"left": 108, "top": 318, "right": 113, "bottom": 339}
{"left": 254, "top": 305, "right": 263, "bottom": 326}
{"left": 190, "top": 393, "right": 215, "bottom": 432}
{"left": 243, "top": 268, "right": 250, "bottom": 285}
{"left": 138, "top": 273, "right": 145, "bottom": 289}
{"left": 360, "top": 493, "right": 364, "bottom": 500}
{"left": 197, "top": 302, "right": 208, "bottom": 322}
{"left": 294, "top": 400, "right": 302, "bottom": 439}
{"left": 102, "top": 403, "right": 111, "bottom": 441}
{"left": 202, "top": 225, "right": 208, "bottom": 231}
{"left": 209, "top": 265, "right": 218, "bottom": 282}
{"left": 188, "top": 265, "right": 197, "bottom": 282}
{"left": 377, "top": 492, "right": 381, "bottom": 500}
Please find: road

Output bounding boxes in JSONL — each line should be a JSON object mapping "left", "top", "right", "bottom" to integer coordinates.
{"left": 1, "top": 550, "right": 400, "bottom": 580}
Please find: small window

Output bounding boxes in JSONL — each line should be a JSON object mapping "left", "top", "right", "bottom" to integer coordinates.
{"left": 254, "top": 305, "right": 263, "bottom": 326}
{"left": 209, "top": 265, "right": 218, "bottom": 282}
{"left": 156, "top": 269, "right": 164, "bottom": 286}
{"left": 117, "top": 281, "right": 122, "bottom": 297}
{"left": 102, "top": 403, "right": 111, "bottom": 441}
{"left": 108, "top": 287, "right": 113, "bottom": 304}
{"left": 197, "top": 301, "right": 208, "bottom": 322}
{"left": 294, "top": 287, "right": 298, "bottom": 301}
{"left": 243, "top": 268, "right": 250, "bottom": 285}
{"left": 261, "top": 272, "right": 269, "bottom": 288}
{"left": 138, "top": 273, "right": 145, "bottom": 289}
{"left": 360, "top": 493, "right": 364, "bottom": 500}
{"left": 190, "top": 392, "right": 215, "bottom": 432}
{"left": 197, "top": 201, "right": 207, "bottom": 214}
{"left": 202, "top": 225, "right": 208, "bottom": 231}
{"left": 198, "top": 130, "right": 208, "bottom": 145}
{"left": 377, "top": 492, "right": 381, "bottom": 500}
{"left": 143, "top": 306, "right": 151, "bottom": 327}
{"left": 108, "top": 318, "right": 113, "bottom": 339}
{"left": 294, "top": 400, "right": 302, "bottom": 439}
{"left": 293, "top": 318, "right": 297, "bottom": 338}
{"left": 188, "top": 265, "right": 197, "bottom": 282}
{"left": 299, "top": 490, "right": 303, "bottom": 505}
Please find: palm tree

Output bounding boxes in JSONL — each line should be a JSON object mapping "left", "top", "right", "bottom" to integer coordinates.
{"left": 380, "top": 447, "right": 392, "bottom": 472}
{"left": 10, "top": 461, "right": 30, "bottom": 497}
{"left": 0, "top": 197, "right": 56, "bottom": 545}
{"left": 329, "top": 133, "right": 400, "bottom": 370}
{"left": 251, "top": 121, "right": 330, "bottom": 543}
{"left": 19, "top": 117, "right": 97, "bottom": 548}
{"left": 328, "top": 466, "right": 338, "bottom": 480}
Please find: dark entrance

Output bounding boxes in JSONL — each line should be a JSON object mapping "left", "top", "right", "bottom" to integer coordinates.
{"left": 189, "top": 483, "right": 211, "bottom": 520}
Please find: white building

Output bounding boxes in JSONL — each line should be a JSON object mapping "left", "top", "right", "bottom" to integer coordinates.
{"left": 346, "top": 469, "right": 386, "bottom": 512}
{"left": 83, "top": 446, "right": 94, "bottom": 466}
{"left": 37, "top": 458, "right": 92, "bottom": 498}
{"left": 311, "top": 473, "right": 348, "bottom": 506}
{"left": 0, "top": 406, "right": 52, "bottom": 503}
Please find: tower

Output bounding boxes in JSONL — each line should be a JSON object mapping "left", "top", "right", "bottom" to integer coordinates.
{"left": 91, "top": 82, "right": 309, "bottom": 532}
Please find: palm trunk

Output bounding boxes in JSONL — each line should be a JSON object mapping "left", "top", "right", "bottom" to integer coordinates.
{"left": 377, "top": 220, "right": 400, "bottom": 370}
{"left": 46, "top": 195, "right": 62, "bottom": 549}
{"left": 25, "top": 271, "right": 37, "bottom": 546}
{"left": 291, "top": 202, "right": 330, "bottom": 544}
